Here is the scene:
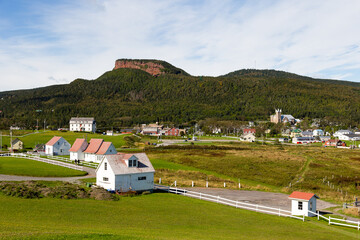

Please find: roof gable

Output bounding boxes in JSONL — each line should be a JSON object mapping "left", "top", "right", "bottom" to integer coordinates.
{"left": 46, "top": 136, "right": 62, "bottom": 146}
{"left": 289, "top": 191, "right": 319, "bottom": 201}
{"left": 84, "top": 139, "right": 103, "bottom": 153}
{"left": 69, "top": 138, "right": 87, "bottom": 152}
{"left": 96, "top": 142, "right": 116, "bottom": 155}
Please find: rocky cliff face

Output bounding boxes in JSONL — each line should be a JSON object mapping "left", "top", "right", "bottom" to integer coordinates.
{"left": 114, "top": 59, "right": 165, "bottom": 76}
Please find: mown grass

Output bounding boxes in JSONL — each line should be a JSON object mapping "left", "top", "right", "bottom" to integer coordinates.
{"left": 1, "top": 131, "right": 130, "bottom": 149}
{"left": 0, "top": 193, "right": 358, "bottom": 239}
{"left": 0, "top": 157, "right": 87, "bottom": 177}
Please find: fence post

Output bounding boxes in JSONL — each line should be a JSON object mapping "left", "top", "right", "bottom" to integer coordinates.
{"left": 317, "top": 210, "right": 319, "bottom": 221}
{"left": 224, "top": 182, "right": 226, "bottom": 188}
{"left": 358, "top": 221, "right": 359, "bottom": 231}
{"left": 176, "top": 187, "right": 177, "bottom": 194}
{"left": 175, "top": 181, "right": 177, "bottom": 187}
{"left": 159, "top": 178, "right": 161, "bottom": 184}
{"left": 278, "top": 208, "right": 280, "bottom": 216}
{"left": 206, "top": 181, "right": 208, "bottom": 188}
{"left": 217, "top": 195, "right": 219, "bottom": 203}
{"left": 303, "top": 214, "right": 305, "bottom": 222}
{"left": 192, "top": 181, "right": 194, "bottom": 187}
{"left": 236, "top": 201, "right": 238, "bottom": 208}
{"left": 256, "top": 205, "right": 258, "bottom": 212}
{"left": 329, "top": 216, "right": 331, "bottom": 225}
{"left": 200, "top": 192, "right": 202, "bottom": 200}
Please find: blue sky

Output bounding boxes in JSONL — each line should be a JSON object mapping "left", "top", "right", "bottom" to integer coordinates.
{"left": 0, "top": 0, "right": 360, "bottom": 90}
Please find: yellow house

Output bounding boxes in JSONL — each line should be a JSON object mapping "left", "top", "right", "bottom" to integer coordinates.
{"left": 10, "top": 138, "right": 24, "bottom": 150}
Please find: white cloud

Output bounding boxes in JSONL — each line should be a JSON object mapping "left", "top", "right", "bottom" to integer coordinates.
{"left": 0, "top": 0, "right": 360, "bottom": 91}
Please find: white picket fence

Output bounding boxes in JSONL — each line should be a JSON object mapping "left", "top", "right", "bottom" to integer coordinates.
{"left": 154, "top": 185, "right": 304, "bottom": 221}
{"left": 309, "top": 210, "right": 360, "bottom": 230}
{"left": 4, "top": 153, "right": 84, "bottom": 171}
{"left": 42, "top": 155, "right": 98, "bottom": 169}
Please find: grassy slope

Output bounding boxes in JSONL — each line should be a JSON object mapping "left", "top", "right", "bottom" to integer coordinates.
{"left": 0, "top": 193, "right": 357, "bottom": 240}
{"left": 148, "top": 143, "right": 360, "bottom": 202}
{"left": 1, "top": 130, "right": 129, "bottom": 149}
{"left": 0, "top": 157, "right": 86, "bottom": 177}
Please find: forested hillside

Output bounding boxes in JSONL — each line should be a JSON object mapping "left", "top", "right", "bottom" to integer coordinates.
{"left": 1, "top": 60, "right": 360, "bottom": 129}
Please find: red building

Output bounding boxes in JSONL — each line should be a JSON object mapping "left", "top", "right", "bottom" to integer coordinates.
{"left": 243, "top": 128, "right": 256, "bottom": 134}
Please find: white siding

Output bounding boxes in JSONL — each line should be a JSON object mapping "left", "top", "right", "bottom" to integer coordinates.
{"left": 291, "top": 197, "right": 317, "bottom": 217}
{"left": 96, "top": 159, "right": 116, "bottom": 190}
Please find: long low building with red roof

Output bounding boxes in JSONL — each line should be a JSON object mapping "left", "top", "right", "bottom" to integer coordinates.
{"left": 45, "top": 136, "right": 71, "bottom": 156}
{"left": 82, "top": 139, "right": 117, "bottom": 163}
{"left": 96, "top": 153, "right": 155, "bottom": 192}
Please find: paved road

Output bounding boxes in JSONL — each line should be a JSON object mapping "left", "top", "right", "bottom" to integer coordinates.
{"left": 0, "top": 166, "right": 96, "bottom": 182}
{"left": 182, "top": 187, "right": 337, "bottom": 211}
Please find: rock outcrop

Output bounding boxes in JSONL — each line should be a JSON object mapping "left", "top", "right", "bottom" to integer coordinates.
{"left": 114, "top": 59, "right": 165, "bottom": 76}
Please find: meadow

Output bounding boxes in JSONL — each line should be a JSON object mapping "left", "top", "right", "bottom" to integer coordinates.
{"left": 0, "top": 157, "right": 87, "bottom": 177}
{"left": 0, "top": 130, "right": 130, "bottom": 150}
{"left": 0, "top": 193, "right": 358, "bottom": 240}
{"left": 147, "top": 143, "right": 360, "bottom": 203}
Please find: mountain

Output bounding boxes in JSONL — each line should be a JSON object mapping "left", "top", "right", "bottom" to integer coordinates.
{"left": 0, "top": 59, "right": 360, "bottom": 129}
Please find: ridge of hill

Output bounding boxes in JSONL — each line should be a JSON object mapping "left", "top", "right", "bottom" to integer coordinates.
{"left": 0, "top": 60, "right": 360, "bottom": 129}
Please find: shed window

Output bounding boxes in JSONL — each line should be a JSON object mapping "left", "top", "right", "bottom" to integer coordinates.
{"left": 310, "top": 201, "right": 313, "bottom": 210}
{"left": 138, "top": 176, "right": 146, "bottom": 180}
{"left": 298, "top": 201, "right": 303, "bottom": 210}
{"left": 103, "top": 177, "right": 109, "bottom": 181}
{"left": 104, "top": 162, "right": 107, "bottom": 170}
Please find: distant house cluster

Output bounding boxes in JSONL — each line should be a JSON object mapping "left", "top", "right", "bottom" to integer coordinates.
{"left": 140, "top": 122, "right": 186, "bottom": 136}
{"left": 69, "top": 117, "right": 96, "bottom": 133}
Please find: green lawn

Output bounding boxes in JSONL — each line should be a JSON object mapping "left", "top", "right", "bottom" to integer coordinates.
{"left": 1, "top": 130, "right": 130, "bottom": 149}
{"left": 0, "top": 193, "right": 357, "bottom": 239}
{"left": 0, "top": 157, "right": 87, "bottom": 177}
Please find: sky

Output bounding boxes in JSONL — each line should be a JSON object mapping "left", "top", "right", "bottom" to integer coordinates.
{"left": 0, "top": 0, "right": 360, "bottom": 91}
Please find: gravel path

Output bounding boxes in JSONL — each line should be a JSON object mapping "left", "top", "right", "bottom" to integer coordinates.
{"left": 182, "top": 187, "right": 337, "bottom": 211}
{"left": 0, "top": 166, "right": 96, "bottom": 182}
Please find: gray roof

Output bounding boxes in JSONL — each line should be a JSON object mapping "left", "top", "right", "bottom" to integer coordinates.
{"left": 12, "top": 138, "right": 22, "bottom": 145}
{"left": 335, "top": 130, "right": 353, "bottom": 133}
{"left": 70, "top": 117, "right": 95, "bottom": 123}
{"left": 343, "top": 134, "right": 360, "bottom": 138}
{"left": 100, "top": 153, "right": 155, "bottom": 175}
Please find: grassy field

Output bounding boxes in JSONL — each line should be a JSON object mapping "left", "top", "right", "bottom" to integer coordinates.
{"left": 147, "top": 143, "right": 360, "bottom": 203}
{"left": 0, "top": 193, "right": 358, "bottom": 239}
{"left": 0, "top": 130, "right": 130, "bottom": 150}
{"left": 0, "top": 157, "right": 87, "bottom": 177}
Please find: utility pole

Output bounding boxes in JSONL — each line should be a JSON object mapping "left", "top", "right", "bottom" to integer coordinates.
{"left": 0, "top": 131, "right": 2, "bottom": 152}
{"left": 10, "top": 128, "right": 13, "bottom": 153}
{"left": 44, "top": 119, "right": 46, "bottom": 132}
{"left": 36, "top": 119, "right": 39, "bottom": 131}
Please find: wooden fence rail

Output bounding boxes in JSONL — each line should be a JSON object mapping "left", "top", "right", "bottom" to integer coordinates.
{"left": 155, "top": 185, "right": 304, "bottom": 221}
{"left": 308, "top": 210, "right": 360, "bottom": 230}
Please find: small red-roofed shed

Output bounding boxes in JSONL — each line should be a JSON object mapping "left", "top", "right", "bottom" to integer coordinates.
{"left": 289, "top": 191, "right": 319, "bottom": 217}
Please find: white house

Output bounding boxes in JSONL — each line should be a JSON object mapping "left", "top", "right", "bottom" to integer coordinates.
{"left": 69, "top": 138, "right": 88, "bottom": 161}
{"left": 84, "top": 139, "right": 104, "bottom": 162}
{"left": 333, "top": 130, "right": 353, "bottom": 138}
{"left": 45, "top": 136, "right": 71, "bottom": 156}
{"left": 289, "top": 191, "right": 319, "bottom": 217}
{"left": 95, "top": 141, "right": 117, "bottom": 163}
{"left": 312, "top": 129, "right": 324, "bottom": 136}
{"left": 69, "top": 117, "right": 96, "bottom": 133}
{"left": 339, "top": 134, "right": 360, "bottom": 141}
{"left": 292, "top": 137, "right": 316, "bottom": 144}
{"left": 241, "top": 133, "right": 256, "bottom": 142}
{"left": 96, "top": 153, "right": 155, "bottom": 192}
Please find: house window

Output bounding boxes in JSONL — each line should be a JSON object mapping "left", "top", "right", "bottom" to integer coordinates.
{"left": 133, "top": 160, "right": 137, "bottom": 167}
{"left": 129, "top": 160, "right": 133, "bottom": 167}
{"left": 138, "top": 176, "right": 146, "bottom": 180}
{"left": 298, "top": 201, "right": 303, "bottom": 210}
{"left": 104, "top": 162, "right": 107, "bottom": 170}
{"left": 103, "top": 177, "right": 109, "bottom": 181}
{"left": 58, "top": 142, "right": 60, "bottom": 145}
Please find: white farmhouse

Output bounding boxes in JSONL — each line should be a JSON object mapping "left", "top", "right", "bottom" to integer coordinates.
{"left": 69, "top": 138, "right": 88, "bottom": 161}
{"left": 333, "top": 130, "right": 353, "bottom": 138}
{"left": 312, "top": 129, "right": 324, "bottom": 136}
{"left": 289, "top": 191, "right": 319, "bottom": 217}
{"left": 45, "top": 136, "right": 71, "bottom": 156}
{"left": 96, "top": 153, "right": 155, "bottom": 192}
{"left": 84, "top": 139, "right": 104, "bottom": 162}
{"left": 69, "top": 117, "right": 96, "bottom": 133}
{"left": 240, "top": 133, "right": 256, "bottom": 142}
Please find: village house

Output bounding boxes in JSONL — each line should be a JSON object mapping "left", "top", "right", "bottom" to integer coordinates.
{"left": 292, "top": 137, "right": 316, "bottom": 144}
{"left": 324, "top": 139, "right": 346, "bottom": 147}
{"left": 83, "top": 139, "right": 117, "bottom": 163}
{"left": 289, "top": 191, "right": 319, "bottom": 217}
{"left": 241, "top": 133, "right": 256, "bottom": 142}
{"left": 312, "top": 129, "right": 324, "bottom": 136}
{"left": 243, "top": 128, "right": 256, "bottom": 134}
{"left": 69, "top": 138, "right": 88, "bottom": 161}
{"left": 10, "top": 138, "right": 23, "bottom": 150}
{"left": 301, "top": 131, "right": 313, "bottom": 137}
{"left": 333, "top": 130, "right": 353, "bottom": 138}
{"left": 69, "top": 117, "right": 96, "bottom": 133}
{"left": 290, "top": 129, "right": 302, "bottom": 138}
{"left": 96, "top": 153, "right": 155, "bottom": 192}
{"left": 45, "top": 136, "right": 71, "bottom": 156}
{"left": 338, "top": 134, "right": 360, "bottom": 141}
{"left": 33, "top": 144, "right": 45, "bottom": 153}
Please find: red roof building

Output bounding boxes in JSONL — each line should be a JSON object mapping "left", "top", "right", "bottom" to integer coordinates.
{"left": 46, "top": 136, "right": 62, "bottom": 146}
{"left": 84, "top": 139, "right": 104, "bottom": 154}
{"left": 243, "top": 128, "right": 256, "bottom": 134}
{"left": 288, "top": 191, "right": 318, "bottom": 201}
{"left": 69, "top": 138, "right": 87, "bottom": 152}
